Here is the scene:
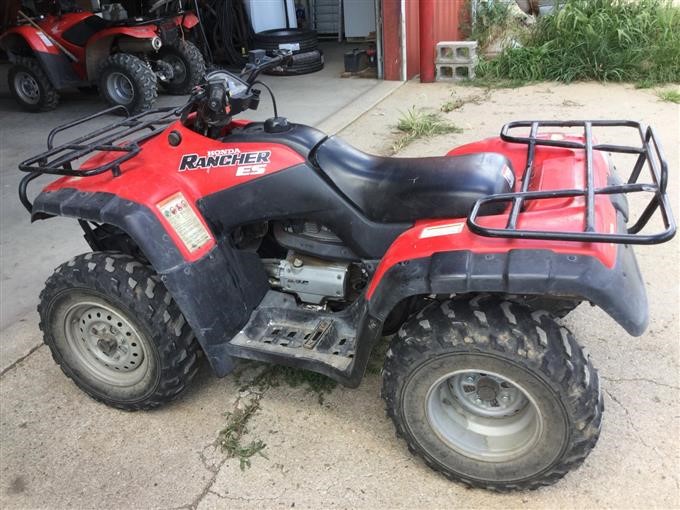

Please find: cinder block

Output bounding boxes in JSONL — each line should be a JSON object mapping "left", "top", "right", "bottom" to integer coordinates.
{"left": 436, "top": 41, "right": 478, "bottom": 63}
{"left": 436, "top": 62, "right": 476, "bottom": 81}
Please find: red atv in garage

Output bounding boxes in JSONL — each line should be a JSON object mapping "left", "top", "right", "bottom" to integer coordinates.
{"left": 18, "top": 51, "right": 675, "bottom": 491}
{"left": 1, "top": 1, "right": 204, "bottom": 113}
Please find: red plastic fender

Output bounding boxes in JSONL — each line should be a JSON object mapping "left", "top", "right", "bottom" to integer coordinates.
{"left": 88, "top": 24, "right": 159, "bottom": 47}
{"left": 181, "top": 12, "right": 199, "bottom": 29}
{"left": 85, "top": 25, "right": 160, "bottom": 79}
{"left": 41, "top": 119, "right": 306, "bottom": 262}
{"left": 365, "top": 136, "right": 619, "bottom": 300}
{"left": 0, "top": 25, "right": 61, "bottom": 56}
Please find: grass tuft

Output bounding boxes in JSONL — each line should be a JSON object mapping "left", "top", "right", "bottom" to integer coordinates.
{"left": 218, "top": 399, "right": 268, "bottom": 470}
{"left": 393, "top": 107, "right": 463, "bottom": 153}
{"left": 247, "top": 365, "right": 337, "bottom": 405}
{"left": 657, "top": 89, "right": 680, "bottom": 103}
{"left": 478, "top": 0, "right": 680, "bottom": 85}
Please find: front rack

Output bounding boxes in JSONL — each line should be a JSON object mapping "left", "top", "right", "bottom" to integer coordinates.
{"left": 467, "top": 120, "right": 676, "bottom": 245}
{"left": 18, "top": 105, "right": 179, "bottom": 212}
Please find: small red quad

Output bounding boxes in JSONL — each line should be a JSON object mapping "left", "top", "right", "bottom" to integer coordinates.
{"left": 1, "top": 1, "right": 204, "bottom": 113}
{"left": 19, "top": 51, "right": 675, "bottom": 491}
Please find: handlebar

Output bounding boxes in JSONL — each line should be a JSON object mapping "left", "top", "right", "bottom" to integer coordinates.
{"left": 181, "top": 50, "right": 291, "bottom": 137}
{"left": 241, "top": 50, "right": 292, "bottom": 84}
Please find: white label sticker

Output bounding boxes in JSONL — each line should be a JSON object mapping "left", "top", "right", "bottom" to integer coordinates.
{"left": 419, "top": 222, "right": 465, "bottom": 239}
{"left": 157, "top": 192, "right": 212, "bottom": 253}
{"left": 278, "top": 42, "right": 300, "bottom": 51}
{"left": 37, "top": 31, "right": 54, "bottom": 47}
{"left": 235, "top": 164, "right": 267, "bottom": 176}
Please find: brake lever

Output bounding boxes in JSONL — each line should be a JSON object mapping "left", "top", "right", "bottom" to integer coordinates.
{"left": 178, "top": 86, "right": 206, "bottom": 122}
{"left": 241, "top": 49, "right": 293, "bottom": 84}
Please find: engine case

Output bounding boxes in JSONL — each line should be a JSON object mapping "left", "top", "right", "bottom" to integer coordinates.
{"left": 265, "top": 254, "right": 349, "bottom": 304}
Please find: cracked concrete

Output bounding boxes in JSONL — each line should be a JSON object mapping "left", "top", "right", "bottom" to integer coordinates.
{"left": 2, "top": 81, "right": 679, "bottom": 508}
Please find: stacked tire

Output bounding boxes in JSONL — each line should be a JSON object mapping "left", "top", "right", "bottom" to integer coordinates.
{"left": 252, "top": 28, "right": 324, "bottom": 76}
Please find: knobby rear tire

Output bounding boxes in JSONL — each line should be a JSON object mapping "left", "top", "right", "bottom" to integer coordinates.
{"left": 382, "top": 297, "right": 603, "bottom": 491}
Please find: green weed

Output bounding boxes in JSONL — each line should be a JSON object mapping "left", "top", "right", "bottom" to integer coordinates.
{"left": 657, "top": 89, "right": 680, "bottom": 103}
{"left": 441, "top": 92, "right": 488, "bottom": 112}
{"left": 218, "top": 398, "right": 268, "bottom": 470}
{"left": 478, "top": 0, "right": 680, "bottom": 85}
{"left": 248, "top": 364, "right": 337, "bottom": 405}
{"left": 393, "top": 108, "right": 463, "bottom": 153}
{"left": 468, "top": 0, "right": 517, "bottom": 51}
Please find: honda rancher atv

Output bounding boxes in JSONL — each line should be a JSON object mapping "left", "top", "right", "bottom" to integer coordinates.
{"left": 18, "top": 51, "right": 675, "bottom": 491}
{"left": 0, "top": 1, "right": 205, "bottom": 113}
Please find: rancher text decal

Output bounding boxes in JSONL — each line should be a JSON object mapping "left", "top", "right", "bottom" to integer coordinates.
{"left": 178, "top": 149, "right": 271, "bottom": 176}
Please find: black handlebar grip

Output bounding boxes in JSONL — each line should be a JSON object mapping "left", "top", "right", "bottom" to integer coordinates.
{"left": 208, "top": 83, "right": 225, "bottom": 112}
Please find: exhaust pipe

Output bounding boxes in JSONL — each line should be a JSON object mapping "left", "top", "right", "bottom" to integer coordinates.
{"left": 117, "top": 37, "right": 162, "bottom": 53}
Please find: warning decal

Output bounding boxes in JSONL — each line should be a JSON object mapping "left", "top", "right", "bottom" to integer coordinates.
{"left": 157, "top": 192, "right": 212, "bottom": 253}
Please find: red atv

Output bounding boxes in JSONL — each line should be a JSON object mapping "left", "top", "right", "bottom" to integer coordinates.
{"left": 1, "top": 2, "right": 204, "bottom": 113}
{"left": 18, "top": 51, "right": 675, "bottom": 491}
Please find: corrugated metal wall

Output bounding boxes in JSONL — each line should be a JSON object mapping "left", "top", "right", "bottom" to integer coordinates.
{"left": 432, "top": 0, "right": 465, "bottom": 43}
{"left": 382, "top": 0, "right": 466, "bottom": 80}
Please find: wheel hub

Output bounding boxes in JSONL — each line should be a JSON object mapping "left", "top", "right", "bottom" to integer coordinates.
{"left": 105, "top": 72, "right": 134, "bottom": 105}
{"left": 163, "top": 55, "right": 186, "bottom": 83}
{"left": 450, "top": 372, "right": 527, "bottom": 418}
{"left": 475, "top": 377, "right": 498, "bottom": 401}
{"left": 14, "top": 71, "right": 40, "bottom": 105}
{"left": 154, "top": 59, "right": 175, "bottom": 82}
{"left": 427, "top": 369, "right": 542, "bottom": 462}
{"left": 64, "top": 302, "right": 147, "bottom": 385}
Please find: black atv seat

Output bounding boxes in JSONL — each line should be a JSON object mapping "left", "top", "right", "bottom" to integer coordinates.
{"left": 62, "top": 15, "right": 110, "bottom": 46}
{"left": 61, "top": 15, "right": 160, "bottom": 47}
{"left": 313, "top": 136, "right": 514, "bottom": 223}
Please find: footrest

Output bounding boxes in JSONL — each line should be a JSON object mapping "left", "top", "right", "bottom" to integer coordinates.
{"left": 228, "top": 292, "right": 358, "bottom": 373}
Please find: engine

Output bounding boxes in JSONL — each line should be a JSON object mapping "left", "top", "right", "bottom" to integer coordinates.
{"left": 258, "top": 221, "right": 368, "bottom": 305}
{"left": 273, "top": 221, "right": 358, "bottom": 260}
{"left": 263, "top": 254, "right": 350, "bottom": 305}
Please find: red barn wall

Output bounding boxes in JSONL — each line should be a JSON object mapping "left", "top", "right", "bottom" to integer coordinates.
{"left": 382, "top": 0, "right": 466, "bottom": 81}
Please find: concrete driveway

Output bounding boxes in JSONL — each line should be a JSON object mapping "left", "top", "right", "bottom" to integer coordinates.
{"left": 1, "top": 78, "right": 679, "bottom": 509}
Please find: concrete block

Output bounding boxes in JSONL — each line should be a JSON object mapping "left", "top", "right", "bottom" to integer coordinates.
{"left": 436, "top": 41, "right": 478, "bottom": 63}
{"left": 435, "top": 62, "right": 476, "bottom": 81}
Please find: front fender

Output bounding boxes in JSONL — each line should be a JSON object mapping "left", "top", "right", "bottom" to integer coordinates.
{"left": 0, "top": 25, "right": 61, "bottom": 56}
{"left": 0, "top": 28, "right": 82, "bottom": 88}
{"left": 31, "top": 188, "right": 269, "bottom": 376}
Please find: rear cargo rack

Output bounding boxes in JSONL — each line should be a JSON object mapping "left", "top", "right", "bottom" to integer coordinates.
{"left": 467, "top": 120, "right": 675, "bottom": 245}
{"left": 18, "top": 106, "right": 179, "bottom": 212}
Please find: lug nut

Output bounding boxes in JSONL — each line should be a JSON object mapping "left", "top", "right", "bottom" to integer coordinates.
{"left": 293, "top": 258, "right": 303, "bottom": 268}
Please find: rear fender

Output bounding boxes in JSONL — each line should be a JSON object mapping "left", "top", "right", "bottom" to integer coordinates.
{"left": 366, "top": 215, "right": 648, "bottom": 336}
{"left": 31, "top": 189, "right": 269, "bottom": 376}
{"left": 86, "top": 26, "right": 159, "bottom": 80}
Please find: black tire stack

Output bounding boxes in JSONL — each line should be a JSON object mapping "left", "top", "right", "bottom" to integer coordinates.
{"left": 252, "top": 28, "right": 324, "bottom": 76}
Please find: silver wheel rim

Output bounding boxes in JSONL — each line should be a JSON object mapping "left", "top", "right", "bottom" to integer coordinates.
{"left": 14, "top": 71, "right": 40, "bottom": 105}
{"left": 164, "top": 55, "right": 187, "bottom": 84}
{"left": 64, "top": 301, "right": 149, "bottom": 386}
{"left": 105, "top": 72, "right": 134, "bottom": 105}
{"left": 426, "top": 369, "right": 543, "bottom": 462}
